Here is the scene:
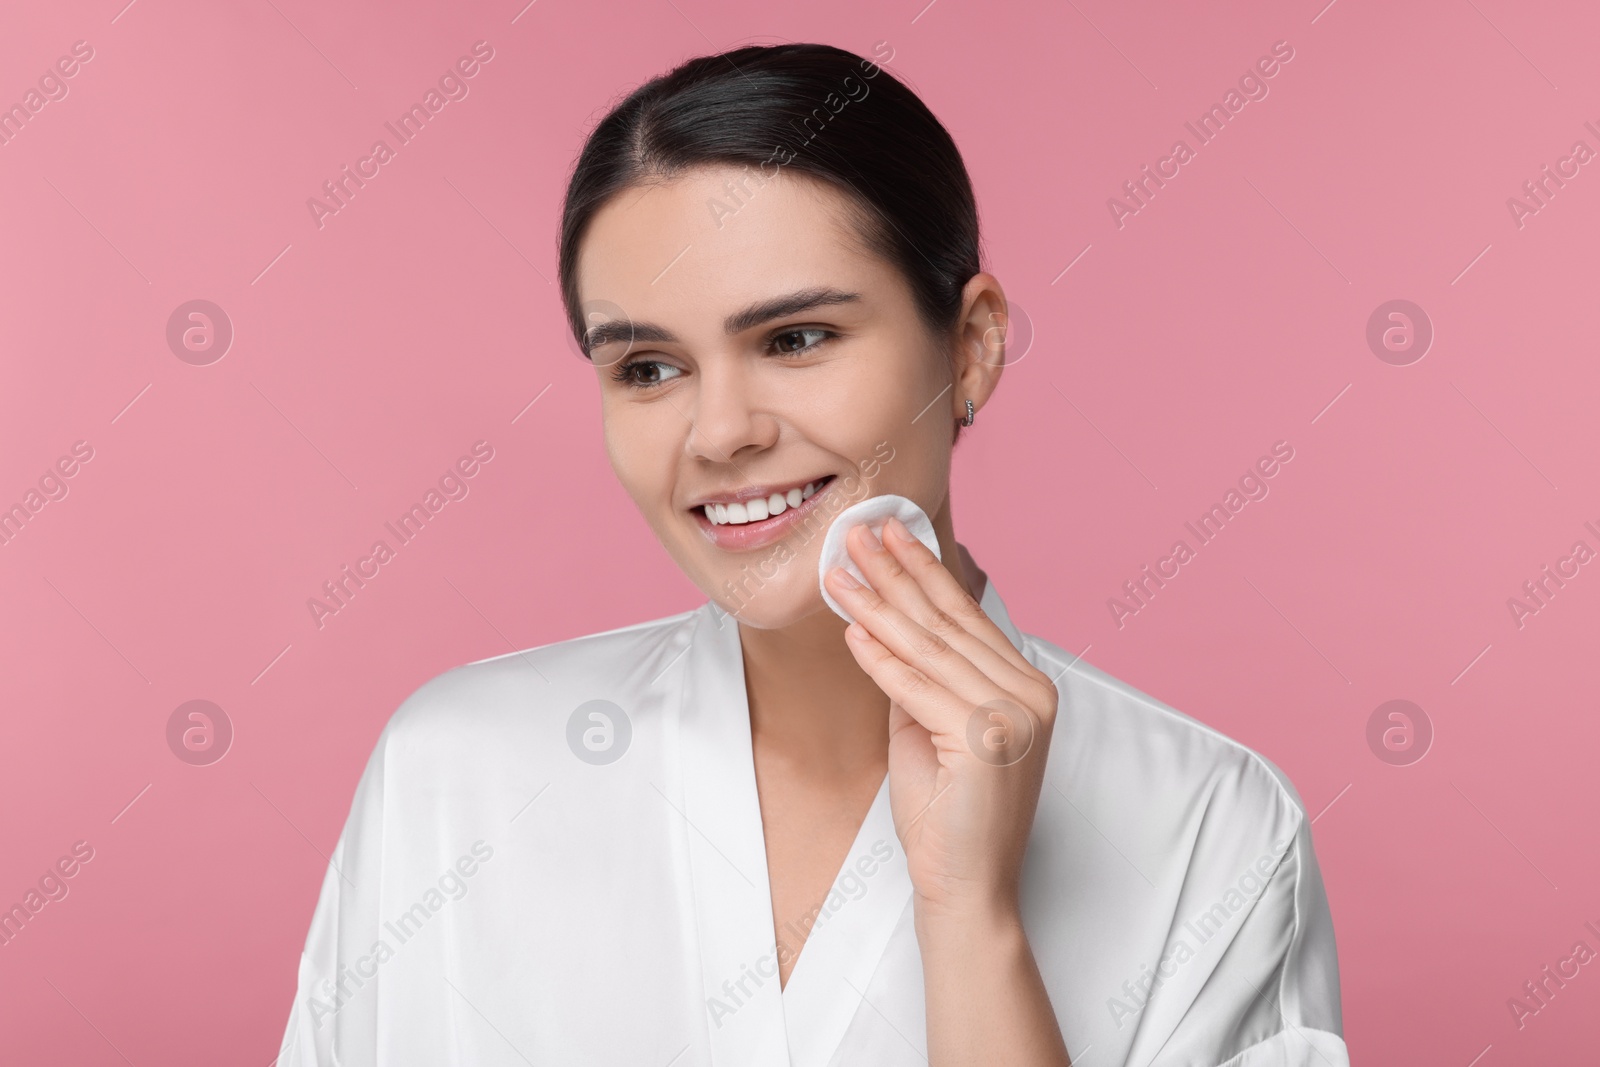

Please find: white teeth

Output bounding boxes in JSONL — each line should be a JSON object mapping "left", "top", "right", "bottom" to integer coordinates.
{"left": 703, "top": 481, "right": 824, "bottom": 525}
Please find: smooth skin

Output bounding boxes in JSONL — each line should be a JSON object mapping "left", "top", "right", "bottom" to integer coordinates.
{"left": 577, "top": 163, "right": 1069, "bottom": 1066}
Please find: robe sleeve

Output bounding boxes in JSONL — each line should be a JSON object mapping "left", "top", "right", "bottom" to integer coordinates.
{"left": 274, "top": 722, "right": 393, "bottom": 1067}
{"left": 1147, "top": 763, "right": 1349, "bottom": 1067}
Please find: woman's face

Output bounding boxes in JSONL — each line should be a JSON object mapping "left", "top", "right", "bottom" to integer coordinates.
{"left": 575, "top": 164, "right": 986, "bottom": 629}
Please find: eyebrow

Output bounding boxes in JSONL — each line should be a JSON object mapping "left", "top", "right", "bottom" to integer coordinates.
{"left": 581, "top": 286, "right": 861, "bottom": 357}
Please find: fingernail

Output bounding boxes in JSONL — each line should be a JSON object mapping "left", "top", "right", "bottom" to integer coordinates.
{"left": 831, "top": 566, "right": 863, "bottom": 590}
{"left": 886, "top": 516, "right": 917, "bottom": 544}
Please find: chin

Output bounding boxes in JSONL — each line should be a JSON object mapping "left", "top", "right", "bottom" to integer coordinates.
{"left": 706, "top": 571, "right": 831, "bottom": 630}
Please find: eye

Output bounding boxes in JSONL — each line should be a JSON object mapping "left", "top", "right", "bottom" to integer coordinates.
{"left": 610, "top": 357, "right": 683, "bottom": 389}
{"left": 770, "top": 327, "right": 834, "bottom": 355}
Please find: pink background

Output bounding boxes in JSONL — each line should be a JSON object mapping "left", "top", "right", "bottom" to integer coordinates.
{"left": 3, "top": 0, "right": 1597, "bottom": 1062}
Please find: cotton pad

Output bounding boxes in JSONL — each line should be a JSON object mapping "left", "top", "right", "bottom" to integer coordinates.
{"left": 817, "top": 493, "right": 942, "bottom": 623}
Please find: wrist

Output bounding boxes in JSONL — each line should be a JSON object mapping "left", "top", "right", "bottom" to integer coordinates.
{"left": 913, "top": 890, "right": 1024, "bottom": 947}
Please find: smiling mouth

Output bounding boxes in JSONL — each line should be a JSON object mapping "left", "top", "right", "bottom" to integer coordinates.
{"left": 695, "top": 475, "right": 836, "bottom": 525}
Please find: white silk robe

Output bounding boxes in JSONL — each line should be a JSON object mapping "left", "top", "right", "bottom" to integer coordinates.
{"left": 277, "top": 575, "right": 1348, "bottom": 1066}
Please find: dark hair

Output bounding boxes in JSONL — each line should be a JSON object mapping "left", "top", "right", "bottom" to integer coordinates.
{"left": 557, "top": 42, "right": 983, "bottom": 362}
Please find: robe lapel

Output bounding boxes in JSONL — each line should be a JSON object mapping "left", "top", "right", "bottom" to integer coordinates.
{"left": 675, "top": 574, "right": 1028, "bottom": 1067}
{"left": 677, "top": 603, "right": 791, "bottom": 1066}
{"left": 779, "top": 772, "right": 912, "bottom": 1067}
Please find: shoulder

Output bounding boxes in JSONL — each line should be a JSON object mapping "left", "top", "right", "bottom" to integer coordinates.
{"left": 375, "top": 605, "right": 701, "bottom": 756}
{"left": 1017, "top": 632, "right": 1345, "bottom": 1051}
{"left": 1021, "top": 630, "right": 1308, "bottom": 857}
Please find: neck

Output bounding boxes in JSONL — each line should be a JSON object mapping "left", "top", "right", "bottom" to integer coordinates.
{"left": 739, "top": 494, "right": 983, "bottom": 773}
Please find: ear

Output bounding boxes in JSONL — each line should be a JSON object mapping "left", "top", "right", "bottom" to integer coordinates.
{"left": 949, "top": 271, "right": 1009, "bottom": 424}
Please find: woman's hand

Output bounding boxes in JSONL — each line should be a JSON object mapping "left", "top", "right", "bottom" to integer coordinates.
{"left": 825, "top": 517, "right": 1071, "bottom": 1065}
{"left": 823, "top": 516, "right": 1059, "bottom": 920}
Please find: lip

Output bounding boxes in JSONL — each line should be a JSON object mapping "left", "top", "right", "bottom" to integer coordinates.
{"left": 691, "top": 475, "right": 837, "bottom": 551}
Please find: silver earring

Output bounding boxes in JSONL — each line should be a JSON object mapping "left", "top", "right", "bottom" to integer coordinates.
{"left": 961, "top": 399, "right": 975, "bottom": 426}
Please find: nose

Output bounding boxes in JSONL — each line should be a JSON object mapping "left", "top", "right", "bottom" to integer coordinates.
{"left": 683, "top": 356, "right": 778, "bottom": 464}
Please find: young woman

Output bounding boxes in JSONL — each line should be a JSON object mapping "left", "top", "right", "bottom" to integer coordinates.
{"left": 278, "top": 43, "right": 1346, "bottom": 1067}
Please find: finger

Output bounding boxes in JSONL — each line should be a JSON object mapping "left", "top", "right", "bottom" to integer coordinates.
{"left": 839, "top": 525, "right": 1046, "bottom": 710}
{"left": 845, "top": 522, "right": 1055, "bottom": 703}
{"left": 843, "top": 620, "right": 978, "bottom": 741}
{"left": 879, "top": 518, "right": 1043, "bottom": 679}
{"left": 886, "top": 699, "right": 938, "bottom": 787}
{"left": 828, "top": 560, "right": 1014, "bottom": 717}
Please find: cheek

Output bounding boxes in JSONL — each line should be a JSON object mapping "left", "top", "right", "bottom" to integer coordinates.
{"left": 603, "top": 406, "right": 680, "bottom": 512}
{"left": 601, "top": 410, "right": 647, "bottom": 495}
{"left": 846, "top": 344, "right": 950, "bottom": 439}
{"left": 854, "top": 350, "right": 955, "bottom": 501}
{"left": 809, "top": 341, "right": 938, "bottom": 431}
